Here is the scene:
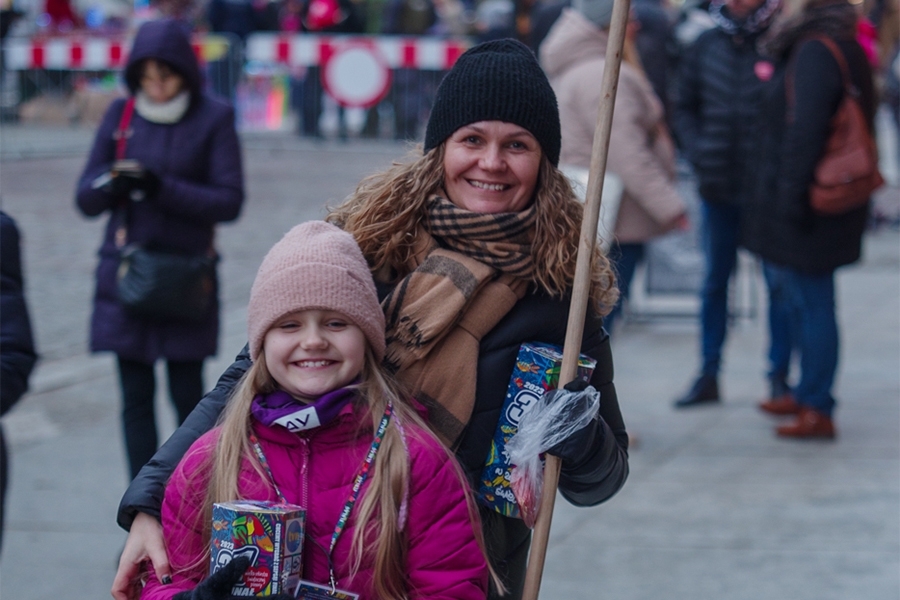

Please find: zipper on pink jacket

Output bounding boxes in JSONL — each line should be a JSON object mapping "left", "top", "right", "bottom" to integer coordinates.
{"left": 300, "top": 436, "right": 310, "bottom": 512}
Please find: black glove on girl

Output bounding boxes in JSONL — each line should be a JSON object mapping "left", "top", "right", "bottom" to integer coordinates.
{"left": 171, "top": 556, "right": 293, "bottom": 600}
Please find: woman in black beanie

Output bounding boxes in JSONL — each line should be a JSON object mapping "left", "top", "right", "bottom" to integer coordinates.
{"left": 113, "top": 38, "right": 629, "bottom": 600}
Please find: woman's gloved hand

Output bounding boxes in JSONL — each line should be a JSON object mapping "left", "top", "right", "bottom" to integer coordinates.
{"left": 114, "top": 162, "right": 161, "bottom": 201}
{"left": 172, "top": 557, "right": 293, "bottom": 600}
{"left": 545, "top": 378, "right": 601, "bottom": 467}
{"left": 93, "top": 162, "right": 161, "bottom": 201}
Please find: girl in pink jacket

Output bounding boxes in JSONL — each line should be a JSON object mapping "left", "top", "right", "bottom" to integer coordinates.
{"left": 142, "top": 221, "right": 491, "bottom": 600}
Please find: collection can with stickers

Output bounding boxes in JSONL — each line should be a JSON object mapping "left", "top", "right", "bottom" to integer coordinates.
{"left": 210, "top": 500, "right": 306, "bottom": 596}
{"left": 476, "top": 342, "right": 596, "bottom": 519}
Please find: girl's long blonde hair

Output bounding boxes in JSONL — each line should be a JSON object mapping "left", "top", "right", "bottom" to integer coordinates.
{"left": 186, "top": 346, "right": 500, "bottom": 598}
{"left": 327, "top": 144, "right": 619, "bottom": 316}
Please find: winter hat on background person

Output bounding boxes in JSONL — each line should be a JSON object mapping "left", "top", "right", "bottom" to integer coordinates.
{"left": 124, "top": 18, "right": 202, "bottom": 99}
{"left": 572, "top": 0, "right": 616, "bottom": 29}
{"left": 247, "top": 221, "right": 386, "bottom": 362}
{"left": 424, "top": 38, "right": 562, "bottom": 166}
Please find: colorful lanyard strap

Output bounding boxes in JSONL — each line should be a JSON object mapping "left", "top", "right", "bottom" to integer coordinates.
{"left": 249, "top": 402, "right": 394, "bottom": 593}
{"left": 328, "top": 402, "right": 393, "bottom": 557}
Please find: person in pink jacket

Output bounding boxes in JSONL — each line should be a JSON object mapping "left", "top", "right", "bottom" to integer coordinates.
{"left": 541, "top": 0, "right": 689, "bottom": 334}
{"left": 141, "top": 221, "right": 491, "bottom": 600}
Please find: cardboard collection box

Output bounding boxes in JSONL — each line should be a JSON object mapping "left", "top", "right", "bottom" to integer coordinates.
{"left": 477, "top": 342, "right": 597, "bottom": 519}
{"left": 210, "top": 500, "right": 306, "bottom": 596}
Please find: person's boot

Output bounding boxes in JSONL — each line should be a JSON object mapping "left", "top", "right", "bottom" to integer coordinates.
{"left": 776, "top": 407, "right": 836, "bottom": 439}
{"left": 673, "top": 374, "right": 720, "bottom": 408}
{"left": 759, "top": 377, "right": 801, "bottom": 415}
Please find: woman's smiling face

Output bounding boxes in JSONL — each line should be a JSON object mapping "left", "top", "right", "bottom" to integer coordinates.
{"left": 442, "top": 121, "right": 542, "bottom": 214}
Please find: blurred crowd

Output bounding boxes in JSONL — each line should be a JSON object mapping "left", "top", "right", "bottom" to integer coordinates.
{"left": 1, "top": 0, "right": 898, "bottom": 145}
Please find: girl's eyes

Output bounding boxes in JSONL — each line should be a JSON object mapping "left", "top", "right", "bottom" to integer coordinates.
{"left": 277, "top": 320, "right": 346, "bottom": 330}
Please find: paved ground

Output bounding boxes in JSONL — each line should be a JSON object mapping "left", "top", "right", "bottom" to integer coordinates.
{"left": 0, "top": 122, "right": 897, "bottom": 600}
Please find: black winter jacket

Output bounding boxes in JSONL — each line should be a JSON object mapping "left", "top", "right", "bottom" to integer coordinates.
{"left": 1, "top": 212, "right": 37, "bottom": 416}
{"left": 118, "top": 285, "right": 629, "bottom": 599}
{"left": 742, "top": 36, "right": 874, "bottom": 274}
{"left": 673, "top": 26, "right": 773, "bottom": 205}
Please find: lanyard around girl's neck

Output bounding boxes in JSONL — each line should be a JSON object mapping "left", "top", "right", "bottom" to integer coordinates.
{"left": 249, "top": 402, "right": 394, "bottom": 592}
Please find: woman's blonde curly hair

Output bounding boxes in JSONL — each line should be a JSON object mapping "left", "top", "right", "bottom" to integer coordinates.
{"left": 327, "top": 145, "right": 619, "bottom": 316}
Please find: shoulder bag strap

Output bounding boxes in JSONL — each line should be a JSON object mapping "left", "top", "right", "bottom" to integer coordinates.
{"left": 786, "top": 35, "right": 854, "bottom": 121}
{"left": 114, "top": 97, "right": 136, "bottom": 161}
{"left": 114, "top": 97, "right": 137, "bottom": 249}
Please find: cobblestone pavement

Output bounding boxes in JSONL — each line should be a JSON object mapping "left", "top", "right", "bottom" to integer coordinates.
{"left": 0, "top": 125, "right": 897, "bottom": 600}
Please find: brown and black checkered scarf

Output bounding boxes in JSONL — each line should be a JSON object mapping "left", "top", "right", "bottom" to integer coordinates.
{"left": 382, "top": 195, "right": 536, "bottom": 447}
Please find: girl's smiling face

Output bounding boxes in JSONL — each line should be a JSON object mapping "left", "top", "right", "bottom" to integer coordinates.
{"left": 442, "top": 121, "right": 542, "bottom": 214}
{"left": 263, "top": 309, "right": 366, "bottom": 400}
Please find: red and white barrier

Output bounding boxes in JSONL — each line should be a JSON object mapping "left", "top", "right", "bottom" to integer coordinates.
{"left": 245, "top": 34, "right": 469, "bottom": 71}
{"left": 4, "top": 36, "right": 130, "bottom": 70}
{"left": 4, "top": 33, "right": 470, "bottom": 71}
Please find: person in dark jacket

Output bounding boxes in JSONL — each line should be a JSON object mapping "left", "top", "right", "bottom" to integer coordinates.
{"left": 671, "top": 0, "right": 793, "bottom": 408}
{"left": 297, "top": 0, "right": 364, "bottom": 138}
{"left": 111, "top": 39, "right": 628, "bottom": 600}
{"left": 742, "top": 0, "right": 874, "bottom": 438}
{"left": 75, "top": 19, "right": 245, "bottom": 482}
{"left": 0, "top": 211, "right": 37, "bottom": 554}
{"left": 380, "top": 0, "right": 438, "bottom": 140}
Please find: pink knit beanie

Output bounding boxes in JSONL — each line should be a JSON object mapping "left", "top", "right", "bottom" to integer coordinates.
{"left": 247, "top": 221, "right": 385, "bottom": 362}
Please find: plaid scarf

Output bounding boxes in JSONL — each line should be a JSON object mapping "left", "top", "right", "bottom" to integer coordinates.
{"left": 382, "top": 196, "right": 536, "bottom": 446}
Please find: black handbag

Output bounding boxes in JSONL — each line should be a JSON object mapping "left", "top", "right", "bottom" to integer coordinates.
{"left": 113, "top": 97, "right": 217, "bottom": 324}
{"left": 117, "top": 243, "right": 217, "bottom": 323}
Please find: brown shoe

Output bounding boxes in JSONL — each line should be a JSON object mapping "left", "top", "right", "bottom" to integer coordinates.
{"left": 776, "top": 408, "right": 836, "bottom": 439}
{"left": 759, "top": 394, "right": 802, "bottom": 415}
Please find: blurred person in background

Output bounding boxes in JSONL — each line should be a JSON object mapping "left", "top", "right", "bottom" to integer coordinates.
{"left": 0, "top": 210, "right": 37, "bottom": 554}
{"left": 298, "top": 0, "right": 364, "bottom": 139}
{"left": 75, "top": 19, "right": 245, "bottom": 481}
{"left": 206, "top": 0, "right": 256, "bottom": 100}
{"left": 474, "top": 0, "right": 517, "bottom": 41}
{"left": 541, "top": 0, "right": 688, "bottom": 334}
{"left": 380, "top": 0, "right": 437, "bottom": 140}
{"left": 631, "top": 0, "right": 677, "bottom": 122}
{"left": 671, "top": 0, "right": 796, "bottom": 410}
{"left": 743, "top": 0, "right": 877, "bottom": 438}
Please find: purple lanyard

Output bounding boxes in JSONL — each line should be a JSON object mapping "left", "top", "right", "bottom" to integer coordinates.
{"left": 249, "top": 402, "right": 394, "bottom": 591}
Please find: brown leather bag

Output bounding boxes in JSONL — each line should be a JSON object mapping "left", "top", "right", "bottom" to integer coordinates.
{"left": 788, "top": 36, "right": 884, "bottom": 216}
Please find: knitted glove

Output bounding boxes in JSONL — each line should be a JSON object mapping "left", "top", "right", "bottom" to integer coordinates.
{"left": 545, "top": 378, "right": 600, "bottom": 467}
{"left": 171, "top": 557, "right": 293, "bottom": 600}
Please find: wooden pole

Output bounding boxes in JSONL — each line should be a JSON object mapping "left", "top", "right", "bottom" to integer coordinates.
{"left": 520, "top": 0, "right": 632, "bottom": 597}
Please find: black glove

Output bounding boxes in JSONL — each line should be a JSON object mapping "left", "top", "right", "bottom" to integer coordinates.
{"left": 93, "top": 169, "right": 140, "bottom": 198}
{"left": 116, "top": 166, "right": 161, "bottom": 201}
{"left": 545, "top": 378, "right": 600, "bottom": 467}
{"left": 93, "top": 163, "right": 161, "bottom": 201}
{"left": 172, "top": 557, "right": 293, "bottom": 600}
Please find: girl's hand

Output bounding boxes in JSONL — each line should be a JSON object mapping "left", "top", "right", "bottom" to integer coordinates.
{"left": 111, "top": 512, "right": 171, "bottom": 600}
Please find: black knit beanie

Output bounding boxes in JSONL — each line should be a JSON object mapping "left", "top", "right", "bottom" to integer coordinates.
{"left": 424, "top": 38, "right": 561, "bottom": 166}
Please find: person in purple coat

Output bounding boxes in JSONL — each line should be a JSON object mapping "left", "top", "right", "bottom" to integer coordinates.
{"left": 75, "top": 18, "right": 245, "bottom": 480}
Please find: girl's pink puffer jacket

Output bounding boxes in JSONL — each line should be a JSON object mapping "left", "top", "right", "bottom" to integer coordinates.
{"left": 141, "top": 402, "right": 489, "bottom": 600}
